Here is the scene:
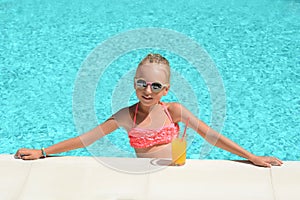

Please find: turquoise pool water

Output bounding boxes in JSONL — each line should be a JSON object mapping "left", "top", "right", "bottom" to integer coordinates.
{"left": 0, "top": 0, "right": 299, "bottom": 160}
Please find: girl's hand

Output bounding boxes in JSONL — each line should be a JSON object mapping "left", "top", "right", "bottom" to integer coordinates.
{"left": 15, "top": 148, "right": 43, "bottom": 160}
{"left": 249, "top": 155, "right": 283, "bottom": 168}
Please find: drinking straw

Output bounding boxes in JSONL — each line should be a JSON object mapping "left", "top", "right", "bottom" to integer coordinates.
{"left": 181, "top": 117, "right": 190, "bottom": 141}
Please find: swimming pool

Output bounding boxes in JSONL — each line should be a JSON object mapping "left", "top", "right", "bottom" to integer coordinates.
{"left": 0, "top": 0, "right": 299, "bottom": 160}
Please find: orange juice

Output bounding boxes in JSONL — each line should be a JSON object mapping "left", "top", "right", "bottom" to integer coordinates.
{"left": 171, "top": 138, "right": 187, "bottom": 166}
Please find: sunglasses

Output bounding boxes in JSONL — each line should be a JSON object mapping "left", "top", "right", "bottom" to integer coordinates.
{"left": 134, "top": 78, "right": 168, "bottom": 93}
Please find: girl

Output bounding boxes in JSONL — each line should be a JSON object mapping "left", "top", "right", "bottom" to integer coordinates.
{"left": 15, "top": 53, "right": 283, "bottom": 167}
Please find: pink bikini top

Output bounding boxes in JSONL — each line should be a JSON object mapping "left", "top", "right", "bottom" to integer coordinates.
{"left": 128, "top": 102, "right": 180, "bottom": 148}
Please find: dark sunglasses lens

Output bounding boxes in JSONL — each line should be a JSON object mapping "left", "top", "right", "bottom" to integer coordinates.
{"left": 151, "top": 82, "right": 163, "bottom": 91}
{"left": 136, "top": 79, "right": 147, "bottom": 87}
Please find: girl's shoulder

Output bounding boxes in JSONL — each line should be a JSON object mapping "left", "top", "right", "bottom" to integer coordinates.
{"left": 163, "top": 102, "right": 183, "bottom": 122}
{"left": 164, "top": 102, "right": 196, "bottom": 124}
{"left": 113, "top": 104, "right": 136, "bottom": 118}
{"left": 163, "top": 102, "right": 182, "bottom": 111}
{"left": 111, "top": 104, "right": 137, "bottom": 128}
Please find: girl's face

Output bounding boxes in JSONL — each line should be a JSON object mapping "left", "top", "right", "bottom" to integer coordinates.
{"left": 134, "top": 63, "right": 170, "bottom": 107}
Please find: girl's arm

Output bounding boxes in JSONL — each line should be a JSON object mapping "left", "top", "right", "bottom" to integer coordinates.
{"left": 15, "top": 117, "right": 119, "bottom": 160}
{"left": 170, "top": 103, "right": 283, "bottom": 167}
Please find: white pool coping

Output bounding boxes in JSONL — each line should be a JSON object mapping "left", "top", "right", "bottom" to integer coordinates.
{"left": 0, "top": 154, "right": 299, "bottom": 200}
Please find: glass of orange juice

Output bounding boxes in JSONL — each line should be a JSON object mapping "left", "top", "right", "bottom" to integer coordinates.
{"left": 171, "top": 137, "right": 187, "bottom": 166}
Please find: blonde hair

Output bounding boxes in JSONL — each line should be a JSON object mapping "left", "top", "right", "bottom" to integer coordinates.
{"left": 138, "top": 53, "right": 170, "bottom": 66}
{"left": 137, "top": 53, "right": 171, "bottom": 83}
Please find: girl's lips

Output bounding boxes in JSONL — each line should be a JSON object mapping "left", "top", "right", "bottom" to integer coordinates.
{"left": 142, "top": 96, "right": 153, "bottom": 100}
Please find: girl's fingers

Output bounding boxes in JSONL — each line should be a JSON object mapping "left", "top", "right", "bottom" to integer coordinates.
{"left": 267, "top": 157, "right": 283, "bottom": 166}
{"left": 15, "top": 149, "right": 23, "bottom": 159}
{"left": 261, "top": 161, "right": 271, "bottom": 168}
{"left": 276, "top": 158, "right": 283, "bottom": 164}
{"left": 21, "top": 155, "right": 32, "bottom": 160}
{"left": 19, "top": 150, "right": 29, "bottom": 156}
{"left": 253, "top": 156, "right": 282, "bottom": 168}
{"left": 15, "top": 149, "right": 34, "bottom": 160}
{"left": 14, "top": 151, "right": 19, "bottom": 158}
{"left": 272, "top": 158, "right": 283, "bottom": 166}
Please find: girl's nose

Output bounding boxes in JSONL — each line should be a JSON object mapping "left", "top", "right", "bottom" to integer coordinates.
{"left": 145, "top": 84, "right": 152, "bottom": 93}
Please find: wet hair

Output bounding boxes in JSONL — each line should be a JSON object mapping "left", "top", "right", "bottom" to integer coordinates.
{"left": 138, "top": 53, "right": 170, "bottom": 66}
{"left": 137, "top": 53, "right": 171, "bottom": 83}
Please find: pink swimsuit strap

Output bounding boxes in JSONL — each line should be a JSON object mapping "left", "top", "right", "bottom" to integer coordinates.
{"left": 128, "top": 102, "right": 180, "bottom": 148}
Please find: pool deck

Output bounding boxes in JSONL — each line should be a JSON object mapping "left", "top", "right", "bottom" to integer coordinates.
{"left": 0, "top": 154, "right": 299, "bottom": 200}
